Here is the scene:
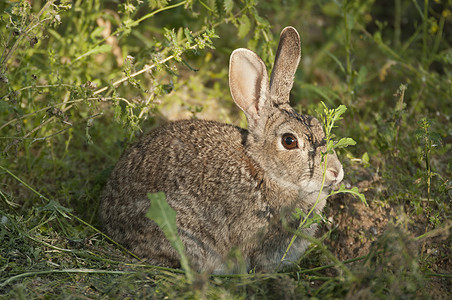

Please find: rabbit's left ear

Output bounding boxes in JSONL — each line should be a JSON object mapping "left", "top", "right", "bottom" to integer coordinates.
{"left": 269, "top": 26, "right": 301, "bottom": 106}
{"left": 229, "top": 48, "right": 269, "bottom": 127}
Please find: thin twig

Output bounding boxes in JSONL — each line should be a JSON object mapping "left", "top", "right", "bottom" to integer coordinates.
{"left": 92, "top": 44, "right": 199, "bottom": 96}
{"left": 0, "top": 97, "right": 130, "bottom": 131}
{"left": 22, "top": 116, "right": 55, "bottom": 139}
{"left": 415, "top": 220, "right": 452, "bottom": 241}
{"left": 425, "top": 272, "right": 452, "bottom": 278}
{"left": 1, "top": 1, "right": 54, "bottom": 69}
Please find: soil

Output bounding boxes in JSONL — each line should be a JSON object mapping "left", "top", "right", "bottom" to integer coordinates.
{"left": 320, "top": 182, "right": 452, "bottom": 299}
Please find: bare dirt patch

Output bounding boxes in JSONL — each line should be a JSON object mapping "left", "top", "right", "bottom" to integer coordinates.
{"left": 321, "top": 191, "right": 452, "bottom": 299}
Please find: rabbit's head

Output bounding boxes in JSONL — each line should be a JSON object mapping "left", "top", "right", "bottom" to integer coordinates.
{"left": 229, "top": 27, "right": 343, "bottom": 206}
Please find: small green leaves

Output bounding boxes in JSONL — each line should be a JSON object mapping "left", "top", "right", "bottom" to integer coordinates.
{"left": 414, "top": 118, "right": 442, "bottom": 148}
{"left": 335, "top": 137, "right": 357, "bottom": 149}
{"left": 334, "top": 184, "right": 368, "bottom": 206}
{"left": 38, "top": 200, "right": 73, "bottom": 218}
{"left": 319, "top": 102, "right": 356, "bottom": 155}
{"left": 146, "top": 192, "right": 194, "bottom": 281}
{"left": 362, "top": 152, "right": 370, "bottom": 168}
{"left": 184, "top": 28, "right": 194, "bottom": 44}
{"left": 330, "top": 104, "right": 347, "bottom": 124}
{"left": 223, "top": 0, "right": 234, "bottom": 14}
{"left": 149, "top": 0, "right": 169, "bottom": 9}
{"left": 317, "top": 103, "right": 367, "bottom": 206}
{"left": 291, "top": 208, "right": 322, "bottom": 229}
{"left": 319, "top": 102, "right": 348, "bottom": 142}
{"left": 238, "top": 15, "right": 251, "bottom": 39}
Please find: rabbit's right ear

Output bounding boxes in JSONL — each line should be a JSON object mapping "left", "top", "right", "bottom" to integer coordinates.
{"left": 229, "top": 49, "right": 269, "bottom": 127}
{"left": 269, "top": 26, "right": 301, "bottom": 106}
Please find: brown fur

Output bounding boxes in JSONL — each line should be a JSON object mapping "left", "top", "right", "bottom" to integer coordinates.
{"left": 100, "top": 27, "right": 344, "bottom": 273}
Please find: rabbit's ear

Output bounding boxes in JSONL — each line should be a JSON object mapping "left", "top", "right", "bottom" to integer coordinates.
{"left": 229, "top": 48, "right": 269, "bottom": 126}
{"left": 269, "top": 26, "right": 301, "bottom": 105}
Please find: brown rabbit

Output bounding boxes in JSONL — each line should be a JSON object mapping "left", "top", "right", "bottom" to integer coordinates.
{"left": 100, "top": 26, "right": 344, "bottom": 274}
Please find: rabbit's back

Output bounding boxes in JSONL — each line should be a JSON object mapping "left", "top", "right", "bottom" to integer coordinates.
{"left": 100, "top": 119, "right": 269, "bottom": 270}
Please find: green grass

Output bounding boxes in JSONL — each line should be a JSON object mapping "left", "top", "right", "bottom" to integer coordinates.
{"left": 1, "top": 0, "right": 451, "bottom": 298}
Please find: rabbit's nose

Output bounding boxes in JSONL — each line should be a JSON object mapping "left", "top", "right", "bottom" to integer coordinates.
{"left": 326, "top": 166, "right": 344, "bottom": 184}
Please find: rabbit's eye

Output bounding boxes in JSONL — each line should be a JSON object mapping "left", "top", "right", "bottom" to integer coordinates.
{"left": 282, "top": 133, "right": 298, "bottom": 150}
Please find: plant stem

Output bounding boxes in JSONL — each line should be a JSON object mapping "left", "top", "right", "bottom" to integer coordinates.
{"left": 343, "top": 4, "right": 353, "bottom": 98}
{"left": 278, "top": 153, "right": 329, "bottom": 269}
{"left": 432, "top": 13, "right": 445, "bottom": 58}
{"left": 422, "top": 0, "right": 429, "bottom": 67}
{"left": 414, "top": 220, "right": 452, "bottom": 241}
{"left": 425, "top": 272, "right": 452, "bottom": 278}
{"left": 426, "top": 140, "right": 431, "bottom": 202}
{"left": 394, "top": 0, "right": 402, "bottom": 48}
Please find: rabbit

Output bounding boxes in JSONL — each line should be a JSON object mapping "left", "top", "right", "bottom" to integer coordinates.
{"left": 99, "top": 26, "right": 344, "bottom": 274}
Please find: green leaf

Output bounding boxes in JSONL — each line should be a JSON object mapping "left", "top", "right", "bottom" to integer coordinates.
{"left": 223, "top": 0, "right": 234, "bottom": 14}
{"left": 334, "top": 185, "right": 367, "bottom": 206}
{"left": 416, "top": 205, "right": 424, "bottom": 215}
{"left": 149, "top": 0, "right": 169, "bottom": 9}
{"left": 334, "top": 137, "right": 356, "bottom": 149}
{"left": 184, "top": 28, "right": 193, "bottom": 44}
{"left": 146, "top": 192, "right": 193, "bottom": 281}
{"left": 254, "top": 13, "right": 269, "bottom": 26}
{"left": 304, "top": 84, "right": 339, "bottom": 104}
{"left": 356, "top": 66, "right": 368, "bottom": 86}
{"left": 47, "top": 28, "right": 63, "bottom": 41}
{"left": 113, "top": 103, "right": 122, "bottom": 123}
{"left": 428, "top": 132, "right": 442, "bottom": 146}
{"left": 74, "top": 44, "right": 112, "bottom": 61}
{"left": 292, "top": 209, "right": 322, "bottom": 229}
{"left": 332, "top": 105, "right": 347, "bottom": 123}
{"left": 362, "top": 152, "right": 370, "bottom": 167}
{"left": 38, "top": 200, "right": 73, "bottom": 218}
{"left": 326, "top": 51, "right": 345, "bottom": 74}
{"left": 89, "top": 26, "right": 106, "bottom": 40}
{"left": 238, "top": 14, "right": 251, "bottom": 39}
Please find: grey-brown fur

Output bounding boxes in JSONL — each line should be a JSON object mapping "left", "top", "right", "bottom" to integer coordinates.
{"left": 100, "top": 27, "right": 344, "bottom": 273}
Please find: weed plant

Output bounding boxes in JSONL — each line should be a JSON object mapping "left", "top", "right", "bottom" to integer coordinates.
{"left": 1, "top": 0, "right": 451, "bottom": 298}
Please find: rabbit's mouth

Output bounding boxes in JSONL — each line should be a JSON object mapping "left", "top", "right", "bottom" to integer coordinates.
{"left": 325, "top": 165, "right": 344, "bottom": 186}
{"left": 327, "top": 182, "right": 342, "bottom": 191}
